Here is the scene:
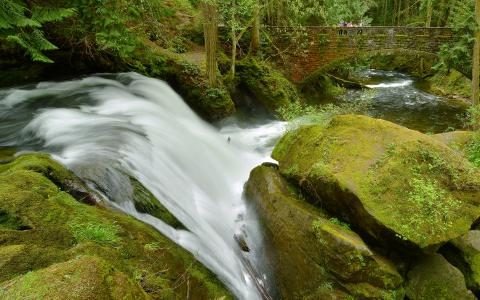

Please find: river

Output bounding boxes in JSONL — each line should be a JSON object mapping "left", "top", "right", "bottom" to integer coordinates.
{"left": 0, "top": 70, "right": 467, "bottom": 299}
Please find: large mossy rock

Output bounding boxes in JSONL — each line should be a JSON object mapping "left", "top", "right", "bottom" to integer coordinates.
{"left": 427, "top": 70, "right": 473, "bottom": 100}
{"left": 0, "top": 153, "right": 232, "bottom": 299}
{"left": 406, "top": 254, "right": 476, "bottom": 300}
{"left": 0, "top": 256, "right": 147, "bottom": 299}
{"left": 245, "top": 164, "right": 404, "bottom": 299}
{"left": 272, "top": 115, "right": 480, "bottom": 253}
{"left": 236, "top": 58, "right": 302, "bottom": 115}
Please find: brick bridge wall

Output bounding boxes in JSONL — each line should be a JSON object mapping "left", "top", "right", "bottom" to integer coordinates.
{"left": 264, "top": 26, "right": 454, "bottom": 82}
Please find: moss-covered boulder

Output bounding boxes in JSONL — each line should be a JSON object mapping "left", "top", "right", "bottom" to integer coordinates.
{"left": 0, "top": 153, "right": 232, "bottom": 299}
{"left": 272, "top": 115, "right": 480, "bottom": 253}
{"left": 434, "top": 131, "right": 474, "bottom": 156}
{"left": 441, "top": 230, "right": 480, "bottom": 294}
{"left": 0, "top": 256, "right": 147, "bottom": 299}
{"left": 245, "top": 164, "right": 404, "bottom": 299}
{"left": 236, "top": 58, "right": 302, "bottom": 115}
{"left": 406, "top": 254, "right": 476, "bottom": 300}
{"left": 427, "top": 70, "right": 472, "bottom": 101}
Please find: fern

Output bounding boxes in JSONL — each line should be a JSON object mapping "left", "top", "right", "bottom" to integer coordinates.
{"left": 0, "top": 0, "right": 75, "bottom": 63}
{"left": 32, "top": 6, "right": 76, "bottom": 23}
{"left": 434, "top": 0, "right": 475, "bottom": 74}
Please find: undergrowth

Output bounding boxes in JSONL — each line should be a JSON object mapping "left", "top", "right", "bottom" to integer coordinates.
{"left": 276, "top": 92, "right": 373, "bottom": 128}
{"left": 465, "top": 105, "right": 480, "bottom": 167}
{"left": 69, "top": 222, "right": 120, "bottom": 245}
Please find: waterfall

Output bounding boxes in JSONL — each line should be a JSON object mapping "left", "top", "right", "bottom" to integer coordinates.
{"left": 0, "top": 73, "right": 286, "bottom": 299}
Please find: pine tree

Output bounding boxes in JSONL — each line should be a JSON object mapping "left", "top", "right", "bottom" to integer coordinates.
{"left": 0, "top": 0, "right": 75, "bottom": 63}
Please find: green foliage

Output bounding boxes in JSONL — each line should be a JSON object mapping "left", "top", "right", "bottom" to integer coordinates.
{"left": 0, "top": 209, "right": 29, "bottom": 230}
{"left": 278, "top": 0, "right": 324, "bottom": 26}
{"left": 71, "top": 0, "right": 139, "bottom": 59}
{"left": 70, "top": 222, "right": 120, "bottom": 245}
{"left": 276, "top": 96, "right": 372, "bottom": 126}
{"left": 0, "top": 0, "right": 75, "bottom": 63}
{"left": 276, "top": 102, "right": 317, "bottom": 121}
{"left": 461, "top": 106, "right": 480, "bottom": 167}
{"left": 464, "top": 105, "right": 480, "bottom": 130}
{"left": 219, "top": 0, "right": 256, "bottom": 33}
{"left": 434, "top": 0, "right": 475, "bottom": 74}
{"left": 0, "top": 153, "right": 232, "bottom": 299}
{"left": 322, "top": 0, "right": 376, "bottom": 26}
{"left": 394, "top": 175, "right": 461, "bottom": 242}
{"left": 467, "top": 134, "right": 480, "bottom": 168}
{"left": 328, "top": 217, "right": 351, "bottom": 231}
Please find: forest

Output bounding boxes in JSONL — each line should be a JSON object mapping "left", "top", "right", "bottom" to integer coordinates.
{"left": 1, "top": 0, "right": 480, "bottom": 299}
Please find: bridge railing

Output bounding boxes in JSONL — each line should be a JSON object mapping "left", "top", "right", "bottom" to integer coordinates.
{"left": 263, "top": 26, "right": 453, "bottom": 37}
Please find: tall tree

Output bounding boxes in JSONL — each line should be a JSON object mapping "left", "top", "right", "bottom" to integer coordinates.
{"left": 473, "top": 0, "right": 480, "bottom": 104}
{"left": 219, "top": 0, "right": 256, "bottom": 78}
{"left": 200, "top": 1, "right": 219, "bottom": 87}
{"left": 250, "top": 1, "right": 261, "bottom": 56}
{"left": 425, "top": 0, "right": 433, "bottom": 26}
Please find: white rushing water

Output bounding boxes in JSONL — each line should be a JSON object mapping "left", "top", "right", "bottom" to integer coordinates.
{"left": 0, "top": 73, "right": 286, "bottom": 299}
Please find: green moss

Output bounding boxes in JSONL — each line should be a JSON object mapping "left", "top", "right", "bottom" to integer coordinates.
{"left": 273, "top": 115, "right": 480, "bottom": 252}
{"left": 0, "top": 148, "right": 15, "bottom": 164}
{"left": 0, "top": 209, "right": 30, "bottom": 231}
{"left": 0, "top": 245, "right": 25, "bottom": 269}
{"left": 131, "top": 178, "right": 183, "bottom": 229}
{"left": 0, "top": 256, "right": 147, "bottom": 300}
{"left": 299, "top": 73, "right": 347, "bottom": 104}
{"left": 246, "top": 165, "right": 403, "bottom": 299}
{"left": 428, "top": 70, "right": 472, "bottom": 100}
{"left": 328, "top": 217, "right": 351, "bottom": 231}
{"left": 0, "top": 153, "right": 232, "bottom": 299}
{"left": 406, "top": 254, "right": 475, "bottom": 300}
{"left": 441, "top": 230, "right": 480, "bottom": 293}
{"left": 134, "top": 48, "right": 235, "bottom": 121}
{"left": 236, "top": 58, "right": 303, "bottom": 115}
{"left": 70, "top": 222, "right": 120, "bottom": 246}
{"left": 433, "top": 131, "right": 474, "bottom": 157}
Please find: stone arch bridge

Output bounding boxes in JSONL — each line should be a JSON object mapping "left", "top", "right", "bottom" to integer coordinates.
{"left": 263, "top": 26, "right": 454, "bottom": 82}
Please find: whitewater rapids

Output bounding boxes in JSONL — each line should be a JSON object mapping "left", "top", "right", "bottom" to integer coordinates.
{"left": 0, "top": 73, "right": 286, "bottom": 299}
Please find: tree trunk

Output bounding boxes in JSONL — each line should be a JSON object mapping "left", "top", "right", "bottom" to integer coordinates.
{"left": 436, "top": 0, "right": 446, "bottom": 27}
{"left": 425, "top": 0, "right": 433, "bottom": 27}
{"left": 397, "top": 0, "right": 403, "bottom": 26}
{"left": 201, "top": 2, "right": 219, "bottom": 87}
{"left": 393, "top": 0, "right": 398, "bottom": 25}
{"left": 473, "top": 0, "right": 480, "bottom": 105}
{"left": 250, "top": 2, "right": 261, "bottom": 55}
{"left": 230, "top": 2, "right": 237, "bottom": 79}
{"left": 405, "top": 0, "right": 411, "bottom": 22}
{"left": 383, "top": 0, "right": 388, "bottom": 25}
